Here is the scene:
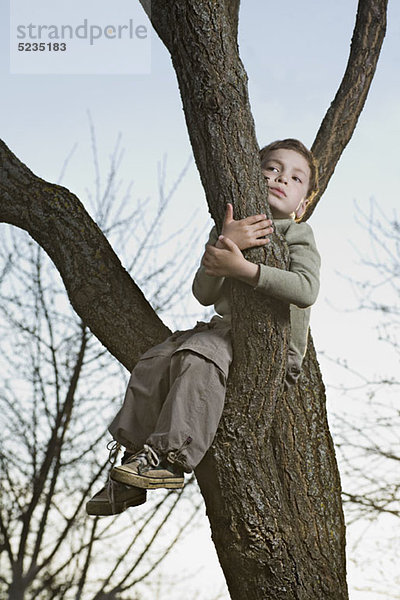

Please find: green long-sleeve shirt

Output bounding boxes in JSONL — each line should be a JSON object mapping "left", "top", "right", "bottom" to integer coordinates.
{"left": 192, "top": 218, "right": 320, "bottom": 384}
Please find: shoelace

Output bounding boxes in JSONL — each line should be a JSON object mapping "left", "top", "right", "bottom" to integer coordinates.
{"left": 107, "top": 440, "right": 121, "bottom": 465}
{"left": 106, "top": 477, "right": 118, "bottom": 513}
{"left": 166, "top": 436, "right": 192, "bottom": 466}
{"left": 106, "top": 440, "right": 121, "bottom": 513}
{"left": 105, "top": 444, "right": 159, "bottom": 512}
{"left": 127, "top": 444, "right": 160, "bottom": 470}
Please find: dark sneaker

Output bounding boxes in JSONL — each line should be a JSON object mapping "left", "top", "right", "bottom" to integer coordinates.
{"left": 86, "top": 479, "right": 147, "bottom": 516}
{"left": 111, "top": 444, "right": 184, "bottom": 490}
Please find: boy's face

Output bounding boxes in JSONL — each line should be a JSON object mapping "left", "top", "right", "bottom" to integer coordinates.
{"left": 261, "top": 148, "right": 311, "bottom": 219}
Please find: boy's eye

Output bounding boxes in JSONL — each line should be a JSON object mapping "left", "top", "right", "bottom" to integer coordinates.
{"left": 293, "top": 176, "right": 302, "bottom": 183}
{"left": 266, "top": 166, "right": 279, "bottom": 172}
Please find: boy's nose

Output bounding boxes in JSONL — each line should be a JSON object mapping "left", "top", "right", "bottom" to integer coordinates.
{"left": 276, "top": 174, "right": 288, "bottom": 184}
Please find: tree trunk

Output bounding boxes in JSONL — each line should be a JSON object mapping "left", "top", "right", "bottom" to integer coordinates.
{"left": 7, "top": 580, "right": 25, "bottom": 600}
{"left": 141, "top": 1, "right": 349, "bottom": 598}
{"left": 197, "top": 336, "right": 346, "bottom": 599}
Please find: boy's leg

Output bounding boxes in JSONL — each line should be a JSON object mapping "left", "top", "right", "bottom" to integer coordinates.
{"left": 148, "top": 349, "right": 227, "bottom": 470}
{"left": 108, "top": 323, "right": 231, "bottom": 458}
{"left": 111, "top": 349, "right": 227, "bottom": 488}
{"left": 88, "top": 345, "right": 176, "bottom": 517}
{"left": 108, "top": 352, "right": 173, "bottom": 452}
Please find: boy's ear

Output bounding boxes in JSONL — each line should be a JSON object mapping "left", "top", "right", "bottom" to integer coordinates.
{"left": 295, "top": 199, "right": 308, "bottom": 219}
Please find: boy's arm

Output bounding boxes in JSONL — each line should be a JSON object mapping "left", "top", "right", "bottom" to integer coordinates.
{"left": 193, "top": 208, "right": 274, "bottom": 306}
{"left": 192, "top": 227, "right": 226, "bottom": 306}
{"left": 202, "top": 235, "right": 260, "bottom": 287}
{"left": 255, "top": 222, "right": 320, "bottom": 308}
{"left": 202, "top": 221, "right": 320, "bottom": 309}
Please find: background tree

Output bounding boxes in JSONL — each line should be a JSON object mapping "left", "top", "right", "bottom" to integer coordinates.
{"left": 0, "top": 1, "right": 388, "bottom": 598}
{"left": 0, "top": 136, "right": 206, "bottom": 600}
{"left": 326, "top": 201, "right": 400, "bottom": 599}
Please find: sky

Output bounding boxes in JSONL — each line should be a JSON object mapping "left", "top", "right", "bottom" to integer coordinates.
{"left": 1, "top": 1, "right": 400, "bottom": 598}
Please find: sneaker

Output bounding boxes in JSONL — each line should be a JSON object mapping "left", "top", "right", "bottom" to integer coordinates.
{"left": 86, "top": 479, "right": 147, "bottom": 516}
{"left": 110, "top": 444, "right": 184, "bottom": 490}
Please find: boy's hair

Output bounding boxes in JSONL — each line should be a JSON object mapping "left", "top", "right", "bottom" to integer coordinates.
{"left": 259, "top": 138, "right": 319, "bottom": 201}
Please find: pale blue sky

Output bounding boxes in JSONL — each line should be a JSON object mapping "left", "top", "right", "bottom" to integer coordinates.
{"left": 1, "top": 1, "right": 399, "bottom": 598}
{"left": 2, "top": 0, "right": 399, "bottom": 376}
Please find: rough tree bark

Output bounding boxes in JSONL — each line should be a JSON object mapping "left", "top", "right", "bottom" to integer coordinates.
{"left": 0, "top": 0, "right": 387, "bottom": 598}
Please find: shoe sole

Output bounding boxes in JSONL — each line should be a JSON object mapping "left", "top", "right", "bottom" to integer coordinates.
{"left": 111, "top": 469, "right": 184, "bottom": 490}
{"left": 86, "top": 494, "right": 146, "bottom": 516}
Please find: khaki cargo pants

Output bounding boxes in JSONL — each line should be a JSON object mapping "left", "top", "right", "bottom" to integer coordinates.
{"left": 109, "top": 320, "right": 232, "bottom": 472}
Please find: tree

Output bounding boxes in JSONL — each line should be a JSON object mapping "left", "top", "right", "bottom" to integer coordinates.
{"left": 0, "top": 137, "right": 203, "bottom": 600}
{"left": 327, "top": 200, "right": 400, "bottom": 599}
{"left": 0, "top": 1, "right": 388, "bottom": 598}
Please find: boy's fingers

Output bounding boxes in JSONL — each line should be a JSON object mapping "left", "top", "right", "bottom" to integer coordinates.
{"left": 258, "top": 229, "right": 274, "bottom": 239}
{"left": 223, "top": 203, "right": 234, "bottom": 224}
{"left": 218, "top": 235, "right": 228, "bottom": 247}
{"left": 254, "top": 222, "right": 273, "bottom": 233}
{"left": 218, "top": 235, "right": 237, "bottom": 251}
{"left": 245, "top": 214, "right": 269, "bottom": 225}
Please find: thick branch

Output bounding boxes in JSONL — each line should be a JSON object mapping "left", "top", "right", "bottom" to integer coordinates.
{"left": 140, "top": 1, "right": 277, "bottom": 234}
{"left": 304, "top": 0, "right": 388, "bottom": 220}
{"left": 0, "top": 140, "right": 170, "bottom": 371}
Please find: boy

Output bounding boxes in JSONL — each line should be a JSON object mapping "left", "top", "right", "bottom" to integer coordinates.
{"left": 86, "top": 138, "right": 320, "bottom": 516}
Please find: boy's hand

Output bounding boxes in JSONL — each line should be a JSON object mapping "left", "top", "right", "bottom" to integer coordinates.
{"left": 203, "top": 236, "right": 260, "bottom": 286}
{"left": 216, "top": 203, "right": 273, "bottom": 251}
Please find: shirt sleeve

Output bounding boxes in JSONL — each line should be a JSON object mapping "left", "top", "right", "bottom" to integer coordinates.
{"left": 192, "top": 227, "right": 226, "bottom": 306}
{"left": 254, "top": 221, "right": 320, "bottom": 308}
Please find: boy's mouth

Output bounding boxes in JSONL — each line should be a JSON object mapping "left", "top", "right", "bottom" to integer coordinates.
{"left": 269, "top": 186, "right": 286, "bottom": 198}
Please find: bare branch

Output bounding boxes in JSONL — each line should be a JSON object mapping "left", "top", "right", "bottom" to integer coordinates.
{"left": 304, "top": 0, "right": 388, "bottom": 220}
